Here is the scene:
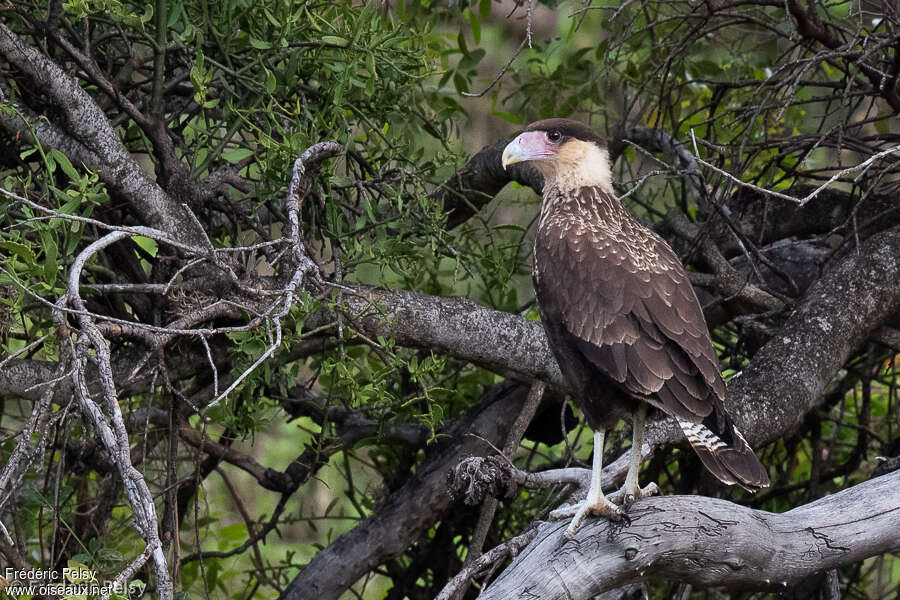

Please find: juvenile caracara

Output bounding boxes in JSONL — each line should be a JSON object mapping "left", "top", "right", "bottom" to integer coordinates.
{"left": 502, "top": 119, "right": 769, "bottom": 538}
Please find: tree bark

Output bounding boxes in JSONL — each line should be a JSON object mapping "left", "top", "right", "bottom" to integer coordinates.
{"left": 278, "top": 382, "right": 531, "bottom": 600}
{"left": 478, "top": 470, "right": 900, "bottom": 600}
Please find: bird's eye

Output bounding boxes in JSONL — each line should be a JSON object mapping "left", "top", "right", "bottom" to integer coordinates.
{"left": 547, "top": 130, "right": 562, "bottom": 143}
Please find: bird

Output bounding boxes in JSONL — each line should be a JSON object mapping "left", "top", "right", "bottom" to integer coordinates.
{"left": 501, "top": 118, "right": 770, "bottom": 538}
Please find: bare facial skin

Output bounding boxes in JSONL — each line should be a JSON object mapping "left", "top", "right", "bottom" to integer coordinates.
{"left": 501, "top": 132, "right": 614, "bottom": 194}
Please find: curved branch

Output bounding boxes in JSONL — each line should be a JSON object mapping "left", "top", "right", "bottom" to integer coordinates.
{"left": 478, "top": 470, "right": 900, "bottom": 599}
{"left": 61, "top": 231, "right": 174, "bottom": 598}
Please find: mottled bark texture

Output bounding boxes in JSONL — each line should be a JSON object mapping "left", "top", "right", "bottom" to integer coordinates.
{"left": 478, "top": 470, "right": 900, "bottom": 599}
{"left": 726, "top": 225, "right": 900, "bottom": 443}
{"left": 305, "top": 286, "right": 564, "bottom": 386}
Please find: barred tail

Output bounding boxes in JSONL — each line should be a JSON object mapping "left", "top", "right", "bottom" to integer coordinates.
{"left": 677, "top": 416, "right": 770, "bottom": 491}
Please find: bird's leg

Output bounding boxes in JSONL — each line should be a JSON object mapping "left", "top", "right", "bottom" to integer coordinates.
{"left": 549, "top": 429, "right": 622, "bottom": 538}
{"left": 609, "top": 403, "right": 658, "bottom": 506}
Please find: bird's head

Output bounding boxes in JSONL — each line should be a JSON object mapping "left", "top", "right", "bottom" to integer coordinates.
{"left": 501, "top": 118, "right": 612, "bottom": 193}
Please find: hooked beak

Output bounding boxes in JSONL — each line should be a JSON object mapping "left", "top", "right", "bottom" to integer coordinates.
{"left": 501, "top": 131, "right": 557, "bottom": 170}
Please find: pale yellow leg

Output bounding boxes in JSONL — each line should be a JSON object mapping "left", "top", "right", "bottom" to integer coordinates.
{"left": 549, "top": 429, "right": 623, "bottom": 538}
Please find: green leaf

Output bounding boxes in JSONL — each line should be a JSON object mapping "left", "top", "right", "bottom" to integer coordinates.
{"left": 133, "top": 235, "right": 158, "bottom": 257}
{"left": 167, "top": 1, "right": 182, "bottom": 27}
{"left": 0, "top": 240, "right": 36, "bottom": 266}
{"left": 458, "top": 48, "right": 485, "bottom": 70}
{"left": 40, "top": 230, "right": 58, "bottom": 285}
{"left": 50, "top": 149, "right": 79, "bottom": 181}
{"left": 222, "top": 147, "right": 254, "bottom": 162}
{"left": 219, "top": 523, "right": 247, "bottom": 542}
{"left": 250, "top": 38, "right": 273, "bottom": 49}
{"left": 456, "top": 30, "right": 469, "bottom": 56}
{"left": 321, "top": 35, "right": 349, "bottom": 47}
{"left": 453, "top": 71, "right": 469, "bottom": 94}
{"left": 468, "top": 10, "right": 481, "bottom": 45}
{"left": 65, "top": 560, "right": 92, "bottom": 583}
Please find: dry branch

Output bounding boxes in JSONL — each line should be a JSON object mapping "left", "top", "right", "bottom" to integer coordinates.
{"left": 61, "top": 230, "right": 174, "bottom": 599}
{"left": 478, "top": 470, "right": 900, "bottom": 599}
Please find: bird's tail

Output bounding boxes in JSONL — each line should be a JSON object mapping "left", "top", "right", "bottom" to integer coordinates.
{"left": 677, "top": 414, "right": 770, "bottom": 491}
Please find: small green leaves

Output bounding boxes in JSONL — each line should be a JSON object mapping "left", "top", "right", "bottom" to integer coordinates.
{"left": 250, "top": 38, "right": 273, "bottom": 49}
{"left": 321, "top": 35, "right": 350, "bottom": 47}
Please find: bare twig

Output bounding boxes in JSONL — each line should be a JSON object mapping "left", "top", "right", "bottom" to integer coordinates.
{"left": 458, "top": 381, "right": 546, "bottom": 598}
{"left": 205, "top": 141, "right": 342, "bottom": 409}
{"left": 434, "top": 527, "right": 539, "bottom": 600}
{"left": 689, "top": 130, "right": 900, "bottom": 208}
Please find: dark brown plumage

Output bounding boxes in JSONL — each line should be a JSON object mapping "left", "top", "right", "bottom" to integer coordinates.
{"left": 502, "top": 118, "right": 769, "bottom": 535}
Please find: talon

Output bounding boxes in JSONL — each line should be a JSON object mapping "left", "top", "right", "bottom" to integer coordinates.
{"left": 556, "top": 497, "right": 623, "bottom": 538}
{"left": 609, "top": 481, "right": 659, "bottom": 506}
{"left": 549, "top": 504, "right": 578, "bottom": 520}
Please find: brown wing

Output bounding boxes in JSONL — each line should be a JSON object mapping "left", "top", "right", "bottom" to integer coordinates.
{"left": 533, "top": 191, "right": 723, "bottom": 425}
{"left": 534, "top": 187, "right": 770, "bottom": 490}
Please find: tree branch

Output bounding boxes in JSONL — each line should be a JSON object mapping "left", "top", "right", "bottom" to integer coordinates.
{"left": 278, "top": 382, "right": 533, "bottom": 600}
{"left": 304, "top": 285, "right": 565, "bottom": 387}
{"left": 0, "top": 23, "right": 210, "bottom": 249}
{"left": 477, "top": 470, "right": 900, "bottom": 599}
{"left": 433, "top": 135, "right": 543, "bottom": 228}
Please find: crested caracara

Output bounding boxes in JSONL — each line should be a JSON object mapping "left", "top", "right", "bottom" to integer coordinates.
{"left": 502, "top": 118, "right": 770, "bottom": 538}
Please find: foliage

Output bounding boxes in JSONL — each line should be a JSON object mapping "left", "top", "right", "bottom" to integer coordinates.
{"left": 1, "top": 0, "right": 898, "bottom": 599}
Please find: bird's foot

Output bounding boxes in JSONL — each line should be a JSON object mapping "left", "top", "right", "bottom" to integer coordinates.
{"left": 550, "top": 494, "right": 623, "bottom": 538}
{"left": 608, "top": 481, "right": 659, "bottom": 508}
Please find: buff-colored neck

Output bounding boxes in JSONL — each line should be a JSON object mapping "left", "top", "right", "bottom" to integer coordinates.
{"left": 533, "top": 139, "right": 614, "bottom": 195}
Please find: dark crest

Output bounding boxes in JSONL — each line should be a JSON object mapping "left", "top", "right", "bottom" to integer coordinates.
{"left": 524, "top": 118, "right": 605, "bottom": 146}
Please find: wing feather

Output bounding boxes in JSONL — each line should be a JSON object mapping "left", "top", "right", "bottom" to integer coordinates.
{"left": 534, "top": 185, "right": 769, "bottom": 491}
{"left": 534, "top": 187, "right": 723, "bottom": 424}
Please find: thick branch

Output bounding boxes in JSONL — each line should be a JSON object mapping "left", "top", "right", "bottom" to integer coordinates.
{"left": 724, "top": 224, "right": 900, "bottom": 446}
{"left": 306, "top": 286, "right": 564, "bottom": 387}
{"left": 279, "top": 382, "right": 532, "bottom": 600}
{"left": 478, "top": 470, "right": 900, "bottom": 599}
{"left": 433, "top": 135, "right": 543, "bottom": 228}
{"left": 0, "top": 81, "right": 100, "bottom": 168}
